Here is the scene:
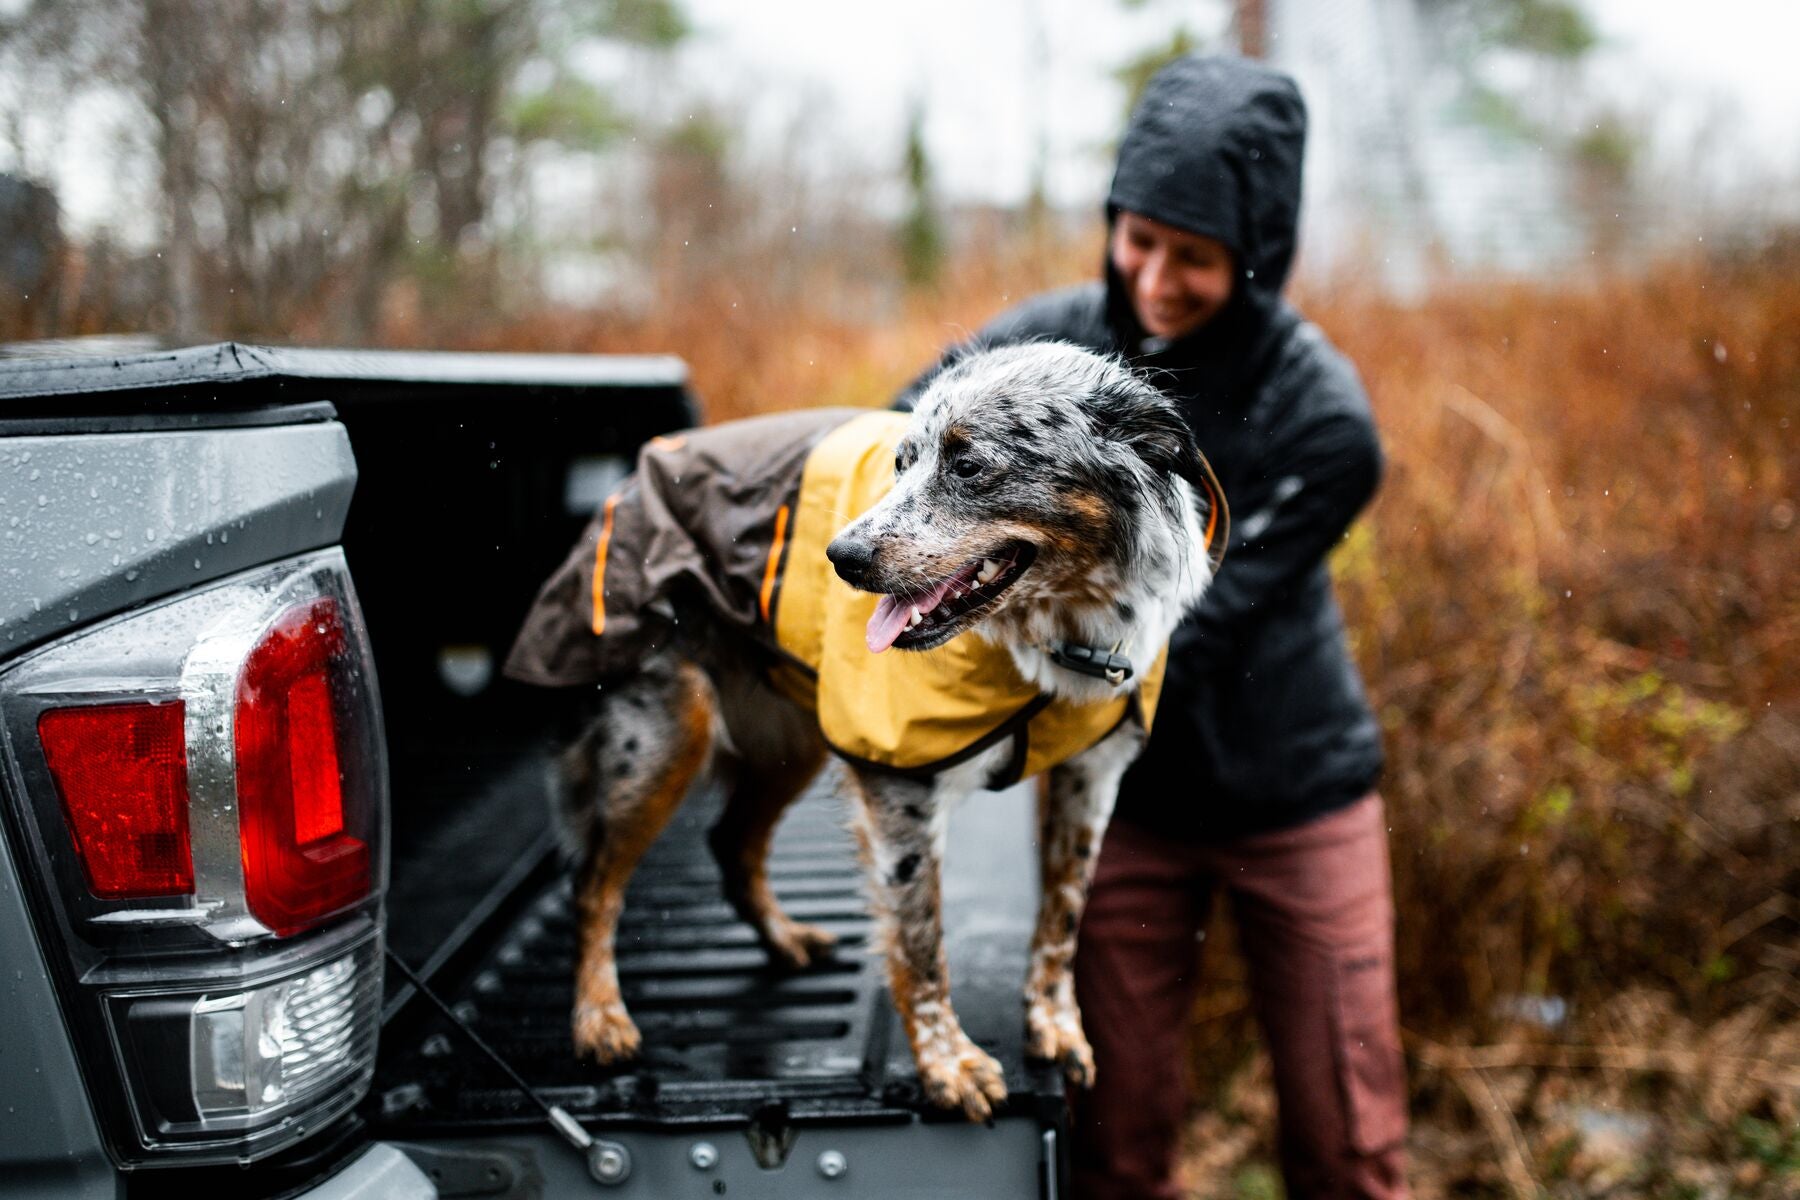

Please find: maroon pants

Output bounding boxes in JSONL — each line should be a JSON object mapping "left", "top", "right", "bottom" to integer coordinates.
{"left": 1069, "top": 795, "right": 1409, "bottom": 1200}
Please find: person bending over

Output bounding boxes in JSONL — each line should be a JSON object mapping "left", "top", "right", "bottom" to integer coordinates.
{"left": 899, "top": 54, "right": 1408, "bottom": 1200}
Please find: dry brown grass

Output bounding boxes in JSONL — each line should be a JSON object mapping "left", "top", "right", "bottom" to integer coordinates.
{"left": 463, "top": 234, "right": 1800, "bottom": 1190}
{"left": 1317, "top": 255, "right": 1800, "bottom": 1031}
{"left": 473, "top": 232, "right": 1799, "bottom": 1041}
{"left": 12, "top": 222, "right": 1796, "bottom": 1194}
{"left": 408, "top": 216, "right": 1103, "bottom": 422}
{"left": 532, "top": 235, "right": 1799, "bottom": 1194}
{"left": 1304, "top": 254, "right": 1800, "bottom": 1197}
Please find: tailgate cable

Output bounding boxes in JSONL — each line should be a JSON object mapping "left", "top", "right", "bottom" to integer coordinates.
{"left": 384, "top": 947, "right": 634, "bottom": 1186}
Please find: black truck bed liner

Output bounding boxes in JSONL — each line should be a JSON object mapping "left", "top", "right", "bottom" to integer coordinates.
{"left": 369, "top": 749, "right": 1066, "bottom": 1139}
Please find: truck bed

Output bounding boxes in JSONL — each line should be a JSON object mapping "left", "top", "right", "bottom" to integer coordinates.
{"left": 286, "top": 340, "right": 1073, "bottom": 1190}
{"left": 367, "top": 732, "right": 1067, "bottom": 1190}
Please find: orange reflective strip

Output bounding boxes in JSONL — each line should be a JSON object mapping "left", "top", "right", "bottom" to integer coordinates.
{"left": 759, "top": 503, "right": 791, "bottom": 623}
{"left": 1203, "top": 477, "right": 1220, "bottom": 551}
{"left": 590, "top": 493, "right": 620, "bottom": 636}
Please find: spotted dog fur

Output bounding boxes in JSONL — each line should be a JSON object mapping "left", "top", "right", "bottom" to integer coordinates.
{"left": 558, "top": 342, "right": 1215, "bottom": 1120}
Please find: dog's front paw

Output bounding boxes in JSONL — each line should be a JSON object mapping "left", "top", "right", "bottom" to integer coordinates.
{"left": 763, "top": 918, "right": 838, "bottom": 969}
{"left": 573, "top": 1002, "right": 642, "bottom": 1064}
{"left": 917, "top": 1037, "right": 1009, "bottom": 1122}
{"left": 1025, "top": 996, "right": 1096, "bottom": 1088}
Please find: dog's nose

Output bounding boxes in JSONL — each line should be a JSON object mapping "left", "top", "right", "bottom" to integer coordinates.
{"left": 826, "top": 535, "right": 875, "bottom": 586}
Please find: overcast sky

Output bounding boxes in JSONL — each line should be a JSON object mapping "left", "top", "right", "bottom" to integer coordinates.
{"left": 678, "top": 0, "right": 1800, "bottom": 209}
{"left": 11, "top": 0, "right": 1799, "bottom": 238}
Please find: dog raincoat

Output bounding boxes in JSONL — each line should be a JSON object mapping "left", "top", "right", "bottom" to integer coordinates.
{"left": 505, "top": 408, "right": 1181, "bottom": 784}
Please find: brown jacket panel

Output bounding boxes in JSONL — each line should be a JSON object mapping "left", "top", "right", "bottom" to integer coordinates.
{"left": 503, "top": 408, "right": 862, "bottom": 686}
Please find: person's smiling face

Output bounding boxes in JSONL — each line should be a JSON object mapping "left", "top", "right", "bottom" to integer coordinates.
{"left": 1109, "top": 210, "right": 1236, "bottom": 341}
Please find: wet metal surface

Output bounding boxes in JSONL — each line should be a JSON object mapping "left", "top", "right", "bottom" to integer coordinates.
{"left": 374, "top": 762, "right": 1064, "bottom": 1131}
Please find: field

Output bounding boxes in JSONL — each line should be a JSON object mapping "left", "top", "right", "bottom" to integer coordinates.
{"left": 12, "top": 227, "right": 1798, "bottom": 1196}
{"left": 476, "top": 233, "right": 1800, "bottom": 1197}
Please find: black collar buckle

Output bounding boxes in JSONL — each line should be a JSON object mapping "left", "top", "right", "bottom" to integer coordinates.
{"left": 1048, "top": 642, "right": 1134, "bottom": 685}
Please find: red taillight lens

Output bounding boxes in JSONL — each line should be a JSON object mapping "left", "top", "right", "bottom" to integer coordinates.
{"left": 236, "top": 599, "right": 370, "bottom": 937}
{"left": 39, "top": 702, "right": 195, "bottom": 898}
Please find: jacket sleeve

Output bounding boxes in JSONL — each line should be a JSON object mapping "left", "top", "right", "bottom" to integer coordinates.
{"left": 1172, "top": 405, "right": 1383, "bottom": 678}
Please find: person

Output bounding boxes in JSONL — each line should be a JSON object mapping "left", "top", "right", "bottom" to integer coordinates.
{"left": 897, "top": 55, "right": 1407, "bottom": 1199}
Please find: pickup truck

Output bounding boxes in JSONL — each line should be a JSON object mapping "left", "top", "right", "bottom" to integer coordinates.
{"left": 0, "top": 340, "right": 1068, "bottom": 1199}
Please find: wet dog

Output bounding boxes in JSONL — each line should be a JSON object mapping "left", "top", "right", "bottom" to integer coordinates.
{"left": 522, "top": 342, "right": 1222, "bottom": 1120}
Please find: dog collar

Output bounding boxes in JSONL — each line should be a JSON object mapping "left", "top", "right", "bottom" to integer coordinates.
{"left": 1047, "top": 641, "right": 1134, "bottom": 685}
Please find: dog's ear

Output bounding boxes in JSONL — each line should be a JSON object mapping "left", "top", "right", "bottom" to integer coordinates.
{"left": 1088, "top": 378, "right": 1229, "bottom": 562}
{"left": 1089, "top": 379, "right": 1208, "bottom": 493}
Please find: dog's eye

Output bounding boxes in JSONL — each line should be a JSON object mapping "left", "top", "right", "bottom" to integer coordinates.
{"left": 950, "top": 454, "right": 984, "bottom": 480}
{"left": 895, "top": 451, "right": 910, "bottom": 475}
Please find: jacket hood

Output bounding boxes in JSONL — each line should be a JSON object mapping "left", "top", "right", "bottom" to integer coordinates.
{"left": 1103, "top": 56, "right": 1307, "bottom": 392}
{"left": 1107, "top": 54, "right": 1307, "bottom": 296}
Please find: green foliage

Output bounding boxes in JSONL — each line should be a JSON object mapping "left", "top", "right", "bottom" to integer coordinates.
{"left": 1735, "top": 1117, "right": 1800, "bottom": 1172}
{"left": 507, "top": 76, "right": 628, "bottom": 150}
{"left": 1424, "top": 0, "right": 1598, "bottom": 59}
{"left": 1112, "top": 26, "right": 1200, "bottom": 119}
{"left": 1573, "top": 112, "right": 1638, "bottom": 180}
{"left": 1541, "top": 1130, "right": 1582, "bottom": 1180}
{"left": 664, "top": 111, "right": 731, "bottom": 162}
{"left": 592, "top": 0, "right": 689, "bottom": 48}
{"left": 898, "top": 103, "right": 943, "bottom": 288}
{"left": 1491, "top": 0, "right": 1598, "bottom": 59}
{"left": 1459, "top": 80, "right": 1544, "bottom": 143}
{"left": 1568, "top": 671, "right": 1745, "bottom": 797}
{"left": 1427, "top": 0, "right": 1631, "bottom": 228}
{"left": 1523, "top": 783, "right": 1572, "bottom": 832}
{"left": 1231, "top": 1163, "right": 1285, "bottom": 1200}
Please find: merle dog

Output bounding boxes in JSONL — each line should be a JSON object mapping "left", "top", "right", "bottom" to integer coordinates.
{"left": 546, "top": 343, "right": 1221, "bottom": 1120}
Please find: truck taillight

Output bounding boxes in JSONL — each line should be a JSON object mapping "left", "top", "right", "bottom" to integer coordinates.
{"left": 39, "top": 701, "right": 195, "bottom": 898}
{"left": 237, "top": 599, "right": 371, "bottom": 937}
{"left": 0, "top": 551, "right": 388, "bottom": 1165}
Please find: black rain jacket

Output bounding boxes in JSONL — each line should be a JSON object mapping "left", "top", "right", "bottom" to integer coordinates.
{"left": 900, "top": 55, "right": 1384, "bottom": 840}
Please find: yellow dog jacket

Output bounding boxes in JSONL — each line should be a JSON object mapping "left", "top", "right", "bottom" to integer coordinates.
{"left": 505, "top": 408, "right": 1221, "bottom": 784}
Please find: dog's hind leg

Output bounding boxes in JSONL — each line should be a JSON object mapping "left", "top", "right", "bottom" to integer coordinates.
{"left": 1024, "top": 722, "right": 1143, "bottom": 1087}
{"left": 706, "top": 675, "right": 834, "bottom": 968}
{"left": 567, "top": 657, "right": 715, "bottom": 1064}
{"left": 707, "top": 748, "right": 836, "bottom": 968}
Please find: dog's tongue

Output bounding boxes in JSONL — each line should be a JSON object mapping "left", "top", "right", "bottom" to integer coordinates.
{"left": 865, "top": 573, "right": 963, "bottom": 653}
{"left": 866, "top": 595, "right": 915, "bottom": 654}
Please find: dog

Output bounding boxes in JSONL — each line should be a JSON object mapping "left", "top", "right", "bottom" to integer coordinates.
{"left": 504, "top": 342, "right": 1225, "bottom": 1120}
